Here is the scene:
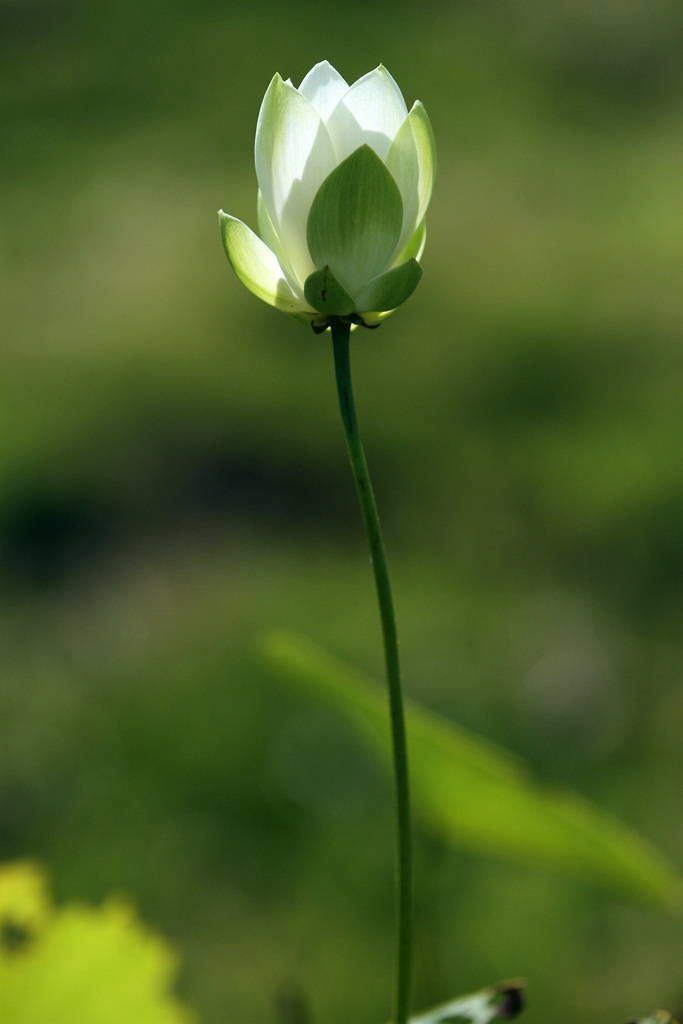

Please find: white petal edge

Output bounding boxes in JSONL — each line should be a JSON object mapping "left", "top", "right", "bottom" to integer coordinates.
{"left": 406, "top": 101, "right": 436, "bottom": 230}
{"left": 325, "top": 65, "right": 409, "bottom": 163}
{"left": 298, "top": 61, "right": 349, "bottom": 121}
{"left": 255, "top": 73, "right": 337, "bottom": 288}
{"left": 256, "top": 190, "right": 304, "bottom": 299}
{"left": 219, "top": 211, "right": 312, "bottom": 315}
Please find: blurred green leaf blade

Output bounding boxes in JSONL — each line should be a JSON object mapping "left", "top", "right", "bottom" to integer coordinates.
{"left": 263, "top": 631, "right": 683, "bottom": 911}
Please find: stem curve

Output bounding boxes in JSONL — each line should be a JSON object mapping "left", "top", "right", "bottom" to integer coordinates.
{"left": 330, "top": 317, "right": 412, "bottom": 1024}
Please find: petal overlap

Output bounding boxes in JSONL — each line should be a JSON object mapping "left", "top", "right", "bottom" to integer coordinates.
{"left": 255, "top": 73, "right": 337, "bottom": 286}
{"left": 299, "top": 60, "right": 349, "bottom": 121}
{"left": 386, "top": 102, "right": 436, "bottom": 260}
{"left": 306, "top": 146, "right": 404, "bottom": 297}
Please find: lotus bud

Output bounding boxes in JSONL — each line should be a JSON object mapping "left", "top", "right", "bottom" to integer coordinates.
{"left": 219, "top": 61, "right": 436, "bottom": 331}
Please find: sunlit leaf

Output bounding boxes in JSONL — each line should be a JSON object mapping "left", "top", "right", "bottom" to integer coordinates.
{"left": 0, "top": 861, "right": 194, "bottom": 1024}
{"left": 262, "top": 632, "right": 683, "bottom": 911}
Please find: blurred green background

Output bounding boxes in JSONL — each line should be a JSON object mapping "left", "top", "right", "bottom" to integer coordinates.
{"left": 2, "top": 0, "right": 683, "bottom": 1021}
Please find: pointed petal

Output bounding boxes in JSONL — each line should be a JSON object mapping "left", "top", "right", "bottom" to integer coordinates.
{"left": 219, "top": 211, "right": 310, "bottom": 314}
{"left": 255, "top": 73, "right": 337, "bottom": 286}
{"left": 386, "top": 101, "right": 436, "bottom": 257}
{"left": 304, "top": 264, "right": 355, "bottom": 315}
{"left": 325, "top": 65, "right": 408, "bottom": 163}
{"left": 298, "top": 61, "right": 349, "bottom": 121}
{"left": 385, "top": 118, "right": 419, "bottom": 251}
{"left": 353, "top": 257, "right": 422, "bottom": 313}
{"left": 406, "top": 101, "right": 436, "bottom": 227}
{"left": 306, "top": 144, "right": 403, "bottom": 297}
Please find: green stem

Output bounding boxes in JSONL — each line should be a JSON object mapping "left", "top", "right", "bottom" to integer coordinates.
{"left": 330, "top": 317, "right": 412, "bottom": 1024}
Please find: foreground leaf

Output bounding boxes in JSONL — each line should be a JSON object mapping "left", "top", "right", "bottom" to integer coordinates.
{"left": 263, "top": 632, "right": 683, "bottom": 911}
{"left": 0, "top": 861, "right": 193, "bottom": 1024}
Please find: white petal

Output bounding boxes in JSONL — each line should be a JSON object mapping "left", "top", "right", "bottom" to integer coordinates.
{"left": 256, "top": 189, "right": 304, "bottom": 299}
{"left": 255, "top": 73, "right": 337, "bottom": 287}
{"left": 325, "top": 65, "right": 408, "bottom": 163}
{"left": 298, "top": 61, "right": 349, "bottom": 121}
{"left": 405, "top": 101, "right": 436, "bottom": 231}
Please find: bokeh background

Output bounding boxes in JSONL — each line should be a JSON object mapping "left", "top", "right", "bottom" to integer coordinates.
{"left": 2, "top": 0, "right": 683, "bottom": 1021}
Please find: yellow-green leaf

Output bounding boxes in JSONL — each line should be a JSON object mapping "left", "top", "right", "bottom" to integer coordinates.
{"left": 0, "top": 862, "right": 194, "bottom": 1024}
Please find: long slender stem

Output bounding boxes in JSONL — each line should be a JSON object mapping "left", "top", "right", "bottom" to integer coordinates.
{"left": 331, "top": 317, "right": 412, "bottom": 1024}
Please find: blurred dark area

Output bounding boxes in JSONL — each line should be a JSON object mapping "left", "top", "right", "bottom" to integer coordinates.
{"left": 1, "top": 0, "right": 683, "bottom": 1022}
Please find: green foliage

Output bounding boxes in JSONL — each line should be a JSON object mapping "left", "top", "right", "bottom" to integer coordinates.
{"left": 0, "top": 862, "right": 194, "bottom": 1024}
{"left": 263, "top": 632, "right": 683, "bottom": 910}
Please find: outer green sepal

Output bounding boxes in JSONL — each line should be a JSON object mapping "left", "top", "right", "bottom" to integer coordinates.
{"left": 353, "top": 257, "right": 422, "bottom": 313}
{"left": 306, "top": 144, "right": 403, "bottom": 297}
{"left": 304, "top": 265, "right": 355, "bottom": 315}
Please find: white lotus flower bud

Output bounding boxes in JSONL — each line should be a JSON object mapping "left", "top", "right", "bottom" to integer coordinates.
{"left": 219, "top": 61, "right": 436, "bottom": 331}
